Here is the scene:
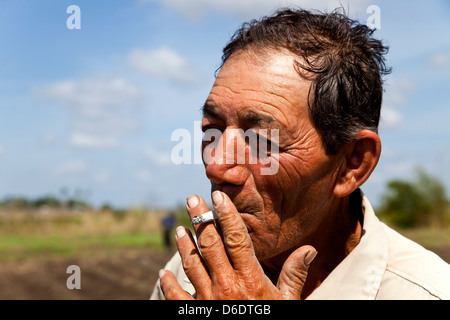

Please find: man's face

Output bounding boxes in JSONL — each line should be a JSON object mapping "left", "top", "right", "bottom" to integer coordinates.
{"left": 201, "top": 50, "right": 341, "bottom": 262}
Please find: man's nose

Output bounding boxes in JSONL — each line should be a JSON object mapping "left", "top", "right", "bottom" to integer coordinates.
{"left": 202, "top": 128, "right": 250, "bottom": 186}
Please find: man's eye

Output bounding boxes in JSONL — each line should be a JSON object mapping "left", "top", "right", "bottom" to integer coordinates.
{"left": 202, "top": 126, "right": 223, "bottom": 143}
{"left": 244, "top": 130, "right": 272, "bottom": 156}
{"left": 257, "top": 134, "right": 270, "bottom": 145}
{"left": 254, "top": 130, "right": 280, "bottom": 157}
{"left": 256, "top": 135, "right": 272, "bottom": 156}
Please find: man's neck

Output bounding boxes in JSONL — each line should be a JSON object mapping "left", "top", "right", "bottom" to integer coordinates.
{"left": 262, "top": 191, "right": 364, "bottom": 299}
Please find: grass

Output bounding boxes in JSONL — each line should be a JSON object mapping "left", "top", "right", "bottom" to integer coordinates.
{"left": 0, "top": 208, "right": 176, "bottom": 262}
{"left": 0, "top": 232, "right": 164, "bottom": 261}
{"left": 1, "top": 207, "right": 449, "bottom": 262}
{"left": 400, "top": 227, "right": 450, "bottom": 248}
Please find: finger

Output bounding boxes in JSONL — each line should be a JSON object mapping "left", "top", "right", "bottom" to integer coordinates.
{"left": 185, "top": 194, "right": 232, "bottom": 275}
{"left": 277, "top": 245, "right": 317, "bottom": 300}
{"left": 159, "top": 269, "right": 195, "bottom": 300}
{"left": 175, "top": 226, "right": 212, "bottom": 298}
{"left": 211, "top": 191, "right": 259, "bottom": 272}
{"left": 186, "top": 194, "right": 216, "bottom": 234}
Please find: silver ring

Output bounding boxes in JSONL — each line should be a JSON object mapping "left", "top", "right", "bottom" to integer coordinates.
{"left": 191, "top": 210, "right": 216, "bottom": 226}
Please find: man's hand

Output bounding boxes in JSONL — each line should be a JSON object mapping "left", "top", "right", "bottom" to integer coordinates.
{"left": 159, "top": 191, "right": 317, "bottom": 300}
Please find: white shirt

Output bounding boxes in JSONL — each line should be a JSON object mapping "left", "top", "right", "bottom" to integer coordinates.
{"left": 150, "top": 190, "right": 450, "bottom": 300}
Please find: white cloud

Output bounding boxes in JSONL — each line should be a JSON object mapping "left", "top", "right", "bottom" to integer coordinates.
{"left": 135, "top": 169, "right": 152, "bottom": 181}
{"left": 380, "top": 108, "right": 402, "bottom": 127}
{"left": 40, "top": 132, "right": 57, "bottom": 145}
{"left": 145, "top": 147, "right": 173, "bottom": 167}
{"left": 384, "top": 77, "right": 416, "bottom": 107}
{"left": 69, "top": 131, "right": 120, "bottom": 149}
{"left": 142, "top": 0, "right": 372, "bottom": 20}
{"left": 93, "top": 171, "right": 111, "bottom": 184}
{"left": 429, "top": 53, "right": 450, "bottom": 69}
{"left": 54, "top": 160, "right": 87, "bottom": 174}
{"left": 40, "top": 77, "right": 141, "bottom": 113}
{"left": 38, "top": 76, "right": 143, "bottom": 149}
{"left": 380, "top": 76, "right": 417, "bottom": 128}
{"left": 129, "top": 47, "right": 198, "bottom": 83}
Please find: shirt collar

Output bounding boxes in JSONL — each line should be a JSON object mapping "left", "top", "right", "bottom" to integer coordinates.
{"left": 307, "top": 189, "right": 388, "bottom": 300}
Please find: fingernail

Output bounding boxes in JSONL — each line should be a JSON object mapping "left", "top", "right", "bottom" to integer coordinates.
{"left": 176, "top": 226, "right": 187, "bottom": 239}
{"left": 186, "top": 194, "right": 199, "bottom": 209}
{"left": 304, "top": 250, "right": 318, "bottom": 266}
{"left": 159, "top": 269, "right": 166, "bottom": 279}
{"left": 212, "top": 191, "right": 224, "bottom": 206}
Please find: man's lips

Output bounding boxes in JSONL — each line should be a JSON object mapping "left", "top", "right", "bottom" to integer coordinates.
{"left": 212, "top": 190, "right": 255, "bottom": 216}
{"left": 211, "top": 182, "right": 263, "bottom": 219}
{"left": 211, "top": 187, "right": 260, "bottom": 236}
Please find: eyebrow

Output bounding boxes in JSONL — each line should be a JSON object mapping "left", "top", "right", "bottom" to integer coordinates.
{"left": 201, "top": 103, "right": 223, "bottom": 120}
{"left": 202, "top": 102, "right": 276, "bottom": 127}
{"left": 242, "top": 111, "right": 276, "bottom": 127}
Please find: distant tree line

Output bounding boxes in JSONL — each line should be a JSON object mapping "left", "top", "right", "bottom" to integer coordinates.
{"left": 0, "top": 195, "right": 91, "bottom": 211}
{"left": 377, "top": 167, "right": 450, "bottom": 229}
{"left": 0, "top": 168, "right": 448, "bottom": 229}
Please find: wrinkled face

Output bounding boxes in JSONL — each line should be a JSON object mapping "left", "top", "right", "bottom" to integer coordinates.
{"left": 201, "top": 50, "right": 341, "bottom": 262}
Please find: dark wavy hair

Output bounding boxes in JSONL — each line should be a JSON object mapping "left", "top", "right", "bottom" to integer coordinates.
{"left": 219, "top": 8, "right": 391, "bottom": 154}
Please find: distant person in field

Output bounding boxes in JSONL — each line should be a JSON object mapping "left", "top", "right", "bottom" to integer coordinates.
{"left": 152, "top": 8, "right": 450, "bottom": 300}
{"left": 161, "top": 211, "right": 176, "bottom": 251}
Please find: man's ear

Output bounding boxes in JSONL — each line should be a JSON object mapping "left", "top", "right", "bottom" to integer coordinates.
{"left": 333, "top": 130, "right": 382, "bottom": 198}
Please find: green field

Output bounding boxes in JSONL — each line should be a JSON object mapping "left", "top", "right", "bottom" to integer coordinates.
{"left": 0, "top": 208, "right": 179, "bottom": 262}
{"left": 400, "top": 227, "right": 450, "bottom": 249}
{"left": 0, "top": 232, "right": 164, "bottom": 261}
{"left": 0, "top": 208, "right": 448, "bottom": 299}
{"left": 0, "top": 208, "right": 449, "bottom": 262}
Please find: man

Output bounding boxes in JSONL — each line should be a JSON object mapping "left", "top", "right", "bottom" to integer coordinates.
{"left": 151, "top": 8, "right": 450, "bottom": 299}
{"left": 161, "top": 211, "right": 176, "bottom": 251}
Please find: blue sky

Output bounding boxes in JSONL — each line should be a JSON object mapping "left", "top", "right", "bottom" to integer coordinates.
{"left": 0, "top": 0, "right": 449, "bottom": 209}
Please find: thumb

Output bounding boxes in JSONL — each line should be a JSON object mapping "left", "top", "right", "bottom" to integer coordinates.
{"left": 276, "top": 245, "right": 317, "bottom": 300}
